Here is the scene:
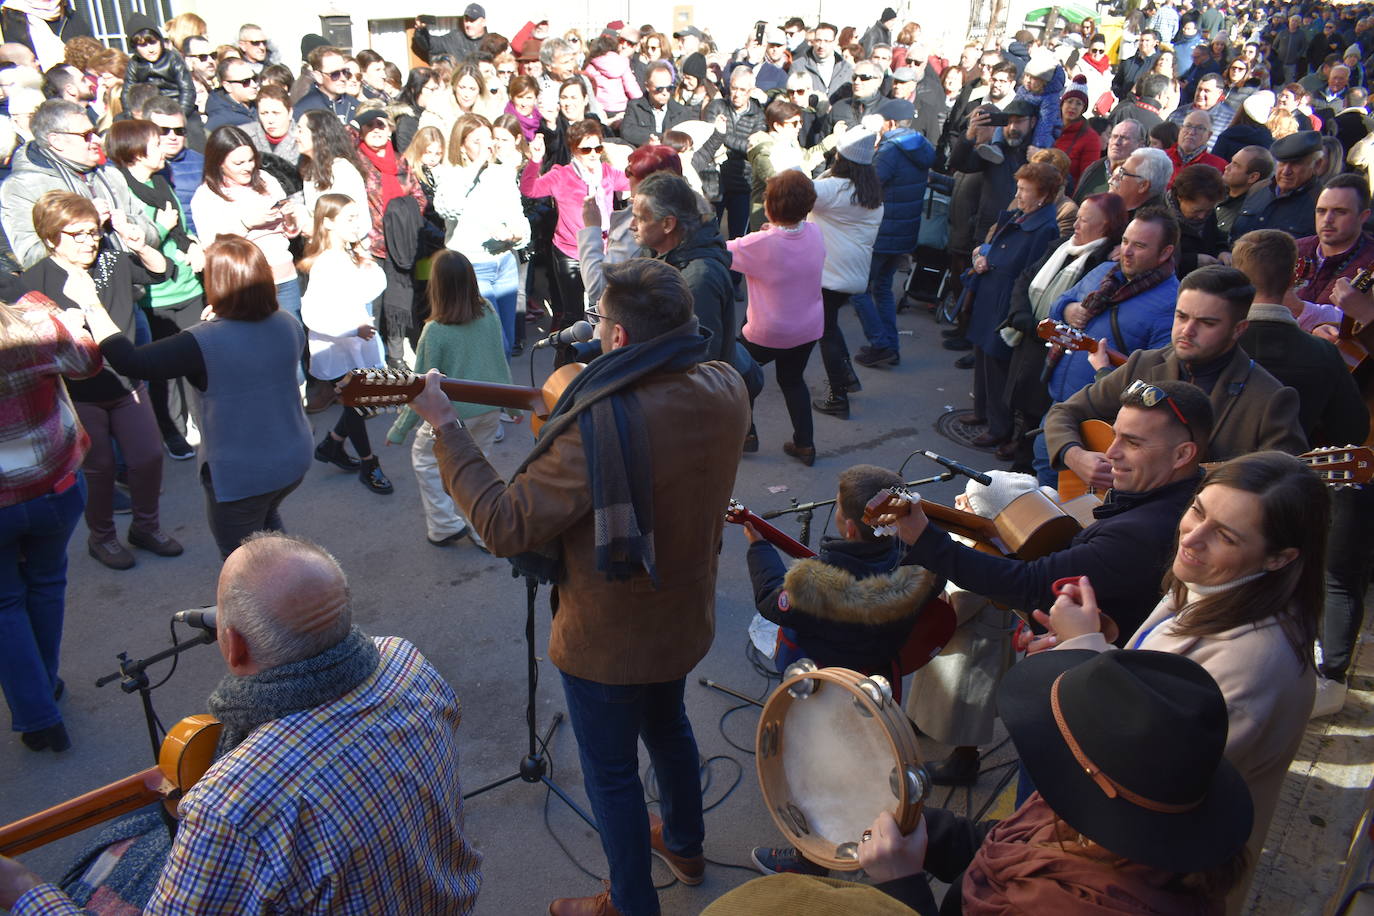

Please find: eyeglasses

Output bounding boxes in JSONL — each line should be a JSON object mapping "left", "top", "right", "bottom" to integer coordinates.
{"left": 189, "top": 53, "right": 214, "bottom": 62}
{"left": 585, "top": 302, "right": 608, "bottom": 325}
{"left": 224, "top": 75, "right": 259, "bottom": 85}
{"left": 157, "top": 125, "right": 187, "bottom": 136}
{"left": 1111, "top": 167, "right": 1143, "bottom": 181}
{"left": 567, "top": 36, "right": 581, "bottom": 44}
{"left": 1124, "top": 379, "right": 1191, "bottom": 435}
{"left": 790, "top": 88, "right": 809, "bottom": 95}
{"left": 60, "top": 228, "right": 100, "bottom": 242}
{"left": 578, "top": 143, "right": 604, "bottom": 153}
{"left": 244, "top": 39, "right": 268, "bottom": 46}
{"left": 649, "top": 83, "right": 673, "bottom": 93}
{"left": 854, "top": 73, "right": 879, "bottom": 82}
{"left": 324, "top": 68, "right": 350, "bottom": 81}
{"left": 497, "top": 68, "right": 517, "bottom": 77}
{"left": 52, "top": 128, "right": 99, "bottom": 143}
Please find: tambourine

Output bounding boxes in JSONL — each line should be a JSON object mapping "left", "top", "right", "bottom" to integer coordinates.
{"left": 755, "top": 662, "right": 930, "bottom": 870}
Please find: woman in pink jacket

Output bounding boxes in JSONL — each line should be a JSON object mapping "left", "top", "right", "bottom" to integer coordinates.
{"left": 583, "top": 33, "right": 642, "bottom": 121}
{"left": 519, "top": 119, "right": 629, "bottom": 330}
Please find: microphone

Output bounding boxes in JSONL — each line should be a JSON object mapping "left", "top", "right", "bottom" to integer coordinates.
{"left": 533, "top": 320, "right": 593, "bottom": 350}
{"left": 922, "top": 450, "right": 993, "bottom": 487}
{"left": 172, "top": 607, "right": 216, "bottom": 631}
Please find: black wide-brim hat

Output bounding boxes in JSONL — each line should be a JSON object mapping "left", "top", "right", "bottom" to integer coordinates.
{"left": 997, "top": 649, "right": 1254, "bottom": 875}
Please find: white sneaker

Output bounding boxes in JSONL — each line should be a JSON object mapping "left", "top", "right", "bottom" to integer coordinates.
{"left": 1311, "top": 677, "right": 1348, "bottom": 719}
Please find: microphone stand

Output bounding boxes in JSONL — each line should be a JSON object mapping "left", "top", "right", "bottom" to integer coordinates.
{"left": 461, "top": 573, "right": 597, "bottom": 831}
{"left": 95, "top": 626, "right": 217, "bottom": 764}
{"left": 700, "top": 471, "right": 958, "bottom": 709}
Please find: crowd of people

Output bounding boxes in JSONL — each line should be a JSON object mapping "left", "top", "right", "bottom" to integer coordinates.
{"left": 1, "top": 0, "right": 1373, "bottom": 913}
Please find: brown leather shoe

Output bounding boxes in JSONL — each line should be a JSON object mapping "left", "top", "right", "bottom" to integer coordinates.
{"left": 88, "top": 538, "right": 135, "bottom": 570}
{"left": 783, "top": 441, "right": 816, "bottom": 466}
{"left": 548, "top": 881, "right": 624, "bottom": 916}
{"left": 648, "top": 813, "right": 704, "bottom": 885}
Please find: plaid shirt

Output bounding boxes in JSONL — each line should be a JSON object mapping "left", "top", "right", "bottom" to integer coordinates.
{"left": 0, "top": 292, "right": 100, "bottom": 509}
{"left": 16, "top": 638, "right": 483, "bottom": 915}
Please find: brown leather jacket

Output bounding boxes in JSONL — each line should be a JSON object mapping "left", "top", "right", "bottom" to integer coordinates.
{"left": 434, "top": 359, "right": 751, "bottom": 684}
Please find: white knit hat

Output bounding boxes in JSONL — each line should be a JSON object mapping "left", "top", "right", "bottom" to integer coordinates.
{"left": 963, "top": 470, "right": 1056, "bottom": 519}
{"left": 838, "top": 128, "right": 878, "bottom": 165}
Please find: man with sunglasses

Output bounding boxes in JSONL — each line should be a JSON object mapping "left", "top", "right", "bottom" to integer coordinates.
{"left": 181, "top": 35, "right": 214, "bottom": 116}
{"left": 1, "top": 98, "right": 157, "bottom": 268}
{"left": 145, "top": 95, "right": 204, "bottom": 229}
{"left": 1047, "top": 265, "right": 1305, "bottom": 496}
{"left": 206, "top": 57, "right": 258, "bottom": 130}
{"left": 292, "top": 45, "right": 358, "bottom": 124}
{"left": 619, "top": 61, "right": 691, "bottom": 147}
{"left": 829, "top": 61, "right": 886, "bottom": 128}
{"left": 236, "top": 24, "right": 272, "bottom": 73}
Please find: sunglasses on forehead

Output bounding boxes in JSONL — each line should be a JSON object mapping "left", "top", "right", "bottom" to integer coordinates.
{"left": 1125, "top": 379, "right": 1192, "bottom": 434}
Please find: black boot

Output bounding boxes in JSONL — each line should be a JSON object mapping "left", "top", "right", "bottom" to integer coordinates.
{"left": 926, "top": 746, "right": 980, "bottom": 786}
{"left": 812, "top": 388, "right": 850, "bottom": 419}
{"left": 315, "top": 435, "right": 360, "bottom": 470}
{"left": 358, "top": 456, "right": 394, "bottom": 494}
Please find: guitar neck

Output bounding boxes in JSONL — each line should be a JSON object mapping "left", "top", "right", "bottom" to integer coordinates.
{"left": 0, "top": 768, "right": 166, "bottom": 856}
{"left": 919, "top": 500, "right": 1000, "bottom": 543}
{"left": 732, "top": 509, "right": 816, "bottom": 559}
{"left": 437, "top": 379, "right": 546, "bottom": 413}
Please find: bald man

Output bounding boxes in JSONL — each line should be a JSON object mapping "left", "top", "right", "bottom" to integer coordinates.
{"left": 0, "top": 533, "right": 483, "bottom": 915}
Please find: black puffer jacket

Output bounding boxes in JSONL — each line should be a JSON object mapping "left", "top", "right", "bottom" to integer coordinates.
{"left": 123, "top": 49, "right": 196, "bottom": 114}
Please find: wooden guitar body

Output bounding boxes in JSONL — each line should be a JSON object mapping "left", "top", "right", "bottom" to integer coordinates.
{"left": 0, "top": 715, "right": 221, "bottom": 856}
{"left": 1056, "top": 419, "right": 1116, "bottom": 502}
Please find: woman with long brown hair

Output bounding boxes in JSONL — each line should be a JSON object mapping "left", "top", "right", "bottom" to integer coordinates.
{"left": 386, "top": 249, "right": 514, "bottom": 548}
{"left": 1042, "top": 447, "right": 1328, "bottom": 908}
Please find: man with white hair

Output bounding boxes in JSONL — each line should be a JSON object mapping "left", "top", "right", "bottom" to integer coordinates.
{"left": 0, "top": 533, "right": 483, "bottom": 914}
{"left": 1076, "top": 118, "right": 1147, "bottom": 201}
{"left": 707, "top": 67, "right": 765, "bottom": 245}
{"left": 1108, "top": 146, "right": 1173, "bottom": 215}
{"left": 1321, "top": 63, "right": 1351, "bottom": 107}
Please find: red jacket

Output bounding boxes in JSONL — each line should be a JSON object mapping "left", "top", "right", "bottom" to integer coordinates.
{"left": 1166, "top": 144, "right": 1227, "bottom": 183}
{"left": 1054, "top": 118, "right": 1101, "bottom": 185}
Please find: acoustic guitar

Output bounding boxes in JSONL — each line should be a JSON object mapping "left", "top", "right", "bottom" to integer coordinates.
{"left": 1058, "top": 419, "right": 1374, "bottom": 498}
{"left": 0, "top": 715, "right": 221, "bottom": 856}
{"left": 723, "top": 499, "right": 959, "bottom": 673}
{"left": 335, "top": 364, "right": 584, "bottom": 433}
{"left": 1036, "top": 319, "right": 1128, "bottom": 367}
{"left": 1335, "top": 267, "right": 1373, "bottom": 373}
{"left": 858, "top": 486, "right": 1081, "bottom": 561}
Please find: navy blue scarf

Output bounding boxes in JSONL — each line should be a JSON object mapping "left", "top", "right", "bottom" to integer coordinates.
{"left": 509, "top": 317, "right": 706, "bottom": 583}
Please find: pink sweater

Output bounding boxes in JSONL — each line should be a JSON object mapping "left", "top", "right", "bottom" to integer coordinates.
{"left": 728, "top": 223, "right": 826, "bottom": 350}
{"left": 585, "top": 53, "right": 643, "bottom": 115}
{"left": 520, "top": 160, "right": 629, "bottom": 259}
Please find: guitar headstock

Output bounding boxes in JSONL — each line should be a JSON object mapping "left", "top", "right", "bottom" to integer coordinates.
{"left": 862, "top": 486, "right": 918, "bottom": 535}
{"left": 1352, "top": 267, "right": 1374, "bottom": 295}
{"left": 335, "top": 369, "right": 424, "bottom": 417}
{"left": 1036, "top": 318, "right": 1092, "bottom": 352}
{"left": 725, "top": 499, "right": 747, "bottom": 523}
{"left": 1302, "top": 445, "right": 1374, "bottom": 488}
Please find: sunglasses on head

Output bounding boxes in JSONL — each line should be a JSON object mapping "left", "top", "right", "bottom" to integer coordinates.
{"left": 1125, "top": 379, "right": 1192, "bottom": 434}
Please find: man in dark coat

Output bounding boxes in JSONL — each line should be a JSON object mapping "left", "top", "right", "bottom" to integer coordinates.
{"left": 1113, "top": 29, "right": 1162, "bottom": 98}
{"left": 1232, "top": 229, "right": 1369, "bottom": 446}
{"left": 790, "top": 22, "right": 854, "bottom": 102}
{"left": 1229, "top": 130, "right": 1324, "bottom": 242}
{"left": 619, "top": 61, "right": 692, "bottom": 147}
{"left": 205, "top": 57, "right": 257, "bottom": 131}
{"left": 411, "top": 4, "right": 486, "bottom": 64}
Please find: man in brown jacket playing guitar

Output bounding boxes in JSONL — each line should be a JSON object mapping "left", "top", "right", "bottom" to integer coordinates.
{"left": 411, "top": 257, "right": 751, "bottom": 916}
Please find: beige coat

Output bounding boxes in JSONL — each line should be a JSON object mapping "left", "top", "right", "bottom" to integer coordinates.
{"left": 1058, "top": 591, "right": 1315, "bottom": 911}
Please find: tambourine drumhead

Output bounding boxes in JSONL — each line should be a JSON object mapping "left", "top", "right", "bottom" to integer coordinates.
{"left": 756, "top": 665, "right": 929, "bottom": 871}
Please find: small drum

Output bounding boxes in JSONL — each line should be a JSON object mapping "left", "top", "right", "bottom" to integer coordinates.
{"left": 756, "top": 662, "right": 930, "bottom": 871}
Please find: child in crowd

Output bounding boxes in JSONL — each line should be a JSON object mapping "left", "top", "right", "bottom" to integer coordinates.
{"left": 121, "top": 16, "right": 196, "bottom": 117}
{"left": 1016, "top": 49, "right": 1066, "bottom": 149}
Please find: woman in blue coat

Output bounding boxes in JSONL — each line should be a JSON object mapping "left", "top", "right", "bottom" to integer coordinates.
{"left": 966, "top": 161, "right": 1064, "bottom": 450}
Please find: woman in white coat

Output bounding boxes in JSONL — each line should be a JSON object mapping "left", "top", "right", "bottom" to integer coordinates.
{"left": 433, "top": 113, "right": 530, "bottom": 355}
{"left": 1041, "top": 445, "right": 1327, "bottom": 913}
{"left": 299, "top": 193, "right": 393, "bottom": 495}
{"left": 808, "top": 129, "right": 883, "bottom": 420}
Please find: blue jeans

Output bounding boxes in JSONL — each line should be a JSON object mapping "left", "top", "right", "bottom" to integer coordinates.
{"left": 276, "top": 277, "right": 305, "bottom": 382}
{"left": 560, "top": 672, "right": 704, "bottom": 916}
{"left": 473, "top": 252, "right": 519, "bottom": 355}
{"left": 851, "top": 251, "right": 903, "bottom": 352}
{"left": 0, "top": 475, "right": 86, "bottom": 733}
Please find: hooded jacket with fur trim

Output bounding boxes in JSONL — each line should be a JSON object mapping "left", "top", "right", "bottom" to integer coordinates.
{"left": 748, "top": 537, "right": 939, "bottom": 674}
